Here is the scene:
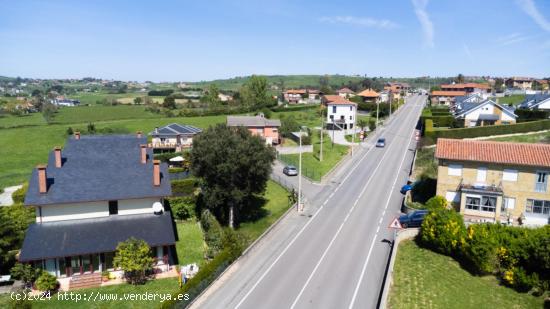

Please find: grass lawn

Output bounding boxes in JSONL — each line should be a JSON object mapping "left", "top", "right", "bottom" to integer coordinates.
{"left": 412, "top": 147, "right": 437, "bottom": 179}
{"left": 488, "top": 131, "right": 550, "bottom": 144}
{"left": 388, "top": 240, "right": 544, "bottom": 309}
{"left": 282, "top": 138, "right": 298, "bottom": 146}
{"left": 280, "top": 131, "right": 349, "bottom": 181}
{"left": 0, "top": 113, "right": 47, "bottom": 128}
{"left": 175, "top": 221, "right": 205, "bottom": 267}
{"left": 272, "top": 107, "right": 323, "bottom": 128}
{"left": 51, "top": 105, "right": 160, "bottom": 124}
{"left": 498, "top": 94, "right": 526, "bottom": 106}
{"left": 238, "top": 181, "right": 290, "bottom": 242}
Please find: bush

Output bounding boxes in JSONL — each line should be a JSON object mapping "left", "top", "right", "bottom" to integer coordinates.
{"left": 513, "top": 267, "right": 540, "bottom": 292}
{"left": 169, "top": 196, "right": 196, "bottom": 221}
{"left": 148, "top": 89, "right": 174, "bottom": 96}
{"left": 425, "top": 196, "right": 448, "bottom": 210}
{"left": 35, "top": 271, "right": 58, "bottom": 292}
{"left": 462, "top": 224, "right": 500, "bottom": 274}
{"left": 171, "top": 178, "right": 197, "bottom": 196}
{"left": 11, "top": 183, "right": 28, "bottom": 204}
{"left": 419, "top": 208, "right": 466, "bottom": 255}
{"left": 10, "top": 263, "right": 42, "bottom": 285}
{"left": 200, "top": 210, "right": 224, "bottom": 259}
{"left": 113, "top": 238, "right": 154, "bottom": 285}
{"left": 515, "top": 109, "right": 550, "bottom": 122}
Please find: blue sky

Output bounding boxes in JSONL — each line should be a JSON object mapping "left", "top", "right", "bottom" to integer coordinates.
{"left": 1, "top": 0, "right": 549, "bottom": 81}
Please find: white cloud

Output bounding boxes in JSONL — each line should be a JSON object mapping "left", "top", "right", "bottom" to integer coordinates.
{"left": 319, "top": 16, "right": 398, "bottom": 30}
{"left": 516, "top": 0, "right": 550, "bottom": 32}
{"left": 411, "top": 0, "right": 434, "bottom": 47}
{"left": 496, "top": 32, "right": 532, "bottom": 45}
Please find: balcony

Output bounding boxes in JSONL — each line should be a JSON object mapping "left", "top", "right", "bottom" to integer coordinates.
{"left": 458, "top": 180, "right": 503, "bottom": 195}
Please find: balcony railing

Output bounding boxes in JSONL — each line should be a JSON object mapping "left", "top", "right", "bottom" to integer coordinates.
{"left": 458, "top": 179, "right": 503, "bottom": 195}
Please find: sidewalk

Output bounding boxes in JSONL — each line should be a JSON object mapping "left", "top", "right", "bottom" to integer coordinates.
{"left": 0, "top": 185, "right": 22, "bottom": 206}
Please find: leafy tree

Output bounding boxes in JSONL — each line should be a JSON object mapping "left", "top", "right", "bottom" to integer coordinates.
{"left": 31, "top": 89, "right": 42, "bottom": 97}
{"left": 203, "top": 84, "right": 222, "bottom": 107}
{"left": 319, "top": 75, "right": 333, "bottom": 94}
{"left": 357, "top": 119, "right": 367, "bottom": 131}
{"left": 10, "top": 263, "right": 42, "bottom": 286}
{"left": 425, "top": 195, "right": 448, "bottom": 210}
{"left": 239, "top": 75, "right": 275, "bottom": 110}
{"left": 455, "top": 73, "right": 465, "bottom": 84}
{"left": 133, "top": 97, "right": 143, "bottom": 105}
{"left": 191, "top": 124, "right": 276, "bottom": 228}
{"left": 163, "top": 96, "right": 176, "bottom": 109}
{"left": 1, "top": 205, "right": 34, "bottom": 273}
{"left": 494, "top": 78, "right": 504, "bottom": 93}
{"left": 114, "top": 238, "right": 154, "bottom": 285}
{"left": 35, "top": 271, "right": 58, "bottom": 292}
{"left": 279, "top": 115, "right": 300, "bottom": 137}
{"left": 200, "top": 209, "right": 224, "bottom": 258}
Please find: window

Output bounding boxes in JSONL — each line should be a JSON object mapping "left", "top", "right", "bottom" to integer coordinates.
{"left": 332, "top": 106, "right": 336, "bottom": 113}
{"left": 502, "top": 197, "right": 515, "bottom": 212}
{"left": 349, "top": 106, "right": 353, "bottom": 111}
{"left": 448, "top": 164, "right": 462, "bottom": 176}
{"left": 330, "top": 115, "right": 334, "bottom": 120}
{"left": 109, "top": 200, "right": 118, "bottom": 215}
{"left": 503, "top": 169, "right": 518, "bottom": 182}
{"left": 465, "top": 196, "right": 481, "bottom": 210}
{"left": 349, "top": 115, "right": 353, "bottom": 120}
{"left": 476, "top": 167, "right": 487, "bottom": 182}
{"left": 535, "top": 172, "right": 548, "bottom": 192}
{"left": 526, "top": 199, "right": 550, "bottom": 215}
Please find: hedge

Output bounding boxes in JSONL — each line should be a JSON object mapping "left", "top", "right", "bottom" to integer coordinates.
{"left": 12, "top": 183, "right": 28, "bottom": 204}
{"left": 270, "top": 104, "right": 318, "bottom": 112}
{"left": 171, "top": 178, "right": 198, "bottom": 196}
{"left": 425, "top": 119, "right": 550, "bottom": 142}
{"left": 421, "top": 115, "right": 455, "bottom": 127}
{"left": 515, "top": 109, "right": 550, "bottom": 122}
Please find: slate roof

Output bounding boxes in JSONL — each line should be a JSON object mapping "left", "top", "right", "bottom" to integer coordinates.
{"left": 24, "top": 135, "right": 172, "bottom": 206}
{"left": 19, "top": 211, "right": 176, "bottom": 261}
{"left": 436, "top": 138, "right": 550, "bottom": 168}
{"left": 150, "top": 123, "right": 202, "bottom": 136}
{"left": 455, "top": 93, "right": 484, "bottom": 105}
{"left": 454, "top": 99, "right": 516, "bottom": 118}
{"left": 518, "top": 94, "right": 550, "bottom": 109}
{"left": 226, "top": 115, "right": 281, "bottom": 127}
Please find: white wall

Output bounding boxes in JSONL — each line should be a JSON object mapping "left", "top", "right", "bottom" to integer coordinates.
{"left": 118, "top": 197, "right": 159, "bottom": 215}
{"left": 326, "top": 104, "right": 356, "bottom": 127}
{"left": 39, "top": 201, "right": 108, "bottom": 222}
{"left": 464, "top": 102, "right": 515, "bottom": 122}
{"left": 538, "top": 99, "right": 550, "bottom": 111}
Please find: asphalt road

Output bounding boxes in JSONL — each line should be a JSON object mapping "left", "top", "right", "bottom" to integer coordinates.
{"left": 192, "top": 95, "right": 426, "bottom": 309}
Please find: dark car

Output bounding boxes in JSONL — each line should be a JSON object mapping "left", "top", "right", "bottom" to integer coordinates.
{"left": 283, "top": 165, "right": 298, "bottom": 176}
{"left": 399, "top": 210, "right": 429, "bottom": 228}
{"left": 376, "top": 138, "right": 386, "bottom": 147}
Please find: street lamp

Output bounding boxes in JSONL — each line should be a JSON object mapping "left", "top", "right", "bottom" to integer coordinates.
{"left": 298, "top": 126, "right": 307, "bottom": 212}
{"left": 376, "top": 100, "right": 379, "bottom": 133}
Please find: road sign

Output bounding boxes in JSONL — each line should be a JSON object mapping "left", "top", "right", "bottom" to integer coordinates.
{"left": 388, "top": 217, "right": 403, "bottom": 229}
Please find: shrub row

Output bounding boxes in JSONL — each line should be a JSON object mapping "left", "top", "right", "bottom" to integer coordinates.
{"left": 516, "top": 109, "right": 550, "bottom": 122}
{"left": 420, "top": 115, "right": 455, "bottom": 127}
{"left": 11, "top": 183, "right": 28, "bottom": 204}
{"left": 424, "top": 119, "right": 550, "bottom": 143}
{"left": 270, "top": 104, "right": 318, "bottom": 112}
{"left": 167, "top": 196, "right": 196, "bottom": 221}
{"left": 419, "top": 207, "right": 550, "bottom": 295}
{"left": 171, "top": 178, "right": 198, "bottom": 196}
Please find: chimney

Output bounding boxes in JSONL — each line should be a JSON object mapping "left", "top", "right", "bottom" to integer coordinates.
{"left": 37, "top": 165, "right": 47, "bottom": 194}
{"left": 153, "top": 160, "right": 161, "bottom": 186}
{"left": 137, "top": 131, "right": 142, "bottom": 138}
{"left": 140, "top": 144, "right": 147, "bottom": 164}
{"left": 54, "top": 146, "right": 62, "bottom": 168}
{"left": 74, "top": 131, "right": 80, "bottom": 140}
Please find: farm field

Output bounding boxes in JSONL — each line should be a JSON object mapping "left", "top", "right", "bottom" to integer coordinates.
{"left": 51, "top": 105, "right": 160, "bottom": 124}
{"left": 0, "top": 113, "right": 47, "bottom": 128}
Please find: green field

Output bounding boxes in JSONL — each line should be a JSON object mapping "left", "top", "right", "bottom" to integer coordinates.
{"left": 280, "top": 131, "right": 349, "bottom": 181}
{"left": 0, "top": 113, "right": 47, "bottom": 128}
{"left": 388, "top": 240, "right": 544, "bottom": 309}
{"left": 51, "top": 105, "right": 160, "bottom": 124}
{"left": 488, "top": 131, "right": 550, "bottom": 143}
{"left": 498, "top": 94, "right": 526, "bottom": 106}
{"left": 175, "top": 221, "right": 205, "bottom": 268}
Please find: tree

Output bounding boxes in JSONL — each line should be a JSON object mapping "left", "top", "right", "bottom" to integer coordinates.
{"left": 10, "top": 263, "right": 42, "bottom": 286}
{"left": 113, "top": 238, "right": 154, "bottom": 285}
{"left": 35, "top": 271, "right": 58, "bottom": 292}
{"left": 455, "top": 74, "right": 465, "bottom": 84}
{"left": 162, "top": 96, "right": 176, "bottom": 109}
{"left": 1, "top": 205, "right": 34, "bottom": 274}
{"left": 494, "top": 78, "right": 504, "bottom": 93}
{"left": 357, "top": 119, "right": 367, "bottom": 131}
{"left": 133, "top": 97, "right": 143, "bottom": 105}
{"left": 319, "top": 75, "right": 333, "bottom": 94}
{"left": 204, "top": 84, "right": 222, "bottom": 107}
{"left": 191, "top": 124, "right": 276, "bottom": 228}
{"left": 239, "top": 75, "right": 275, "bottom": 110}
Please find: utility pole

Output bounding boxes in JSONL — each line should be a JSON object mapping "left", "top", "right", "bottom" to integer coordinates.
{"left": 376, "top": 101, "right": 379, "bottom": 133}
{"left": 298, "top": 130, "right": 302, "bottom": 212}
{"left": 351, "top": 102, "right": 357, "bottom": 156}
{"left": 320, "top": 116, "right": 323, "bottom": 162}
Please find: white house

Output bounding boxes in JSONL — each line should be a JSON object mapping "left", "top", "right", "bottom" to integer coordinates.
{"left": 454, "top": 99, "right": 517, "bottom": 127}
{"left": 519, "top": 94, "right": 550, "bottom": 111}
{"left": 149, "top": 123, "right": 202, "bottom": 152}
{"left": 20, "top": 133, "right": 176, "bottom": 290}
{"left": 322, "top": 95, "right": 357, "bottom": 134}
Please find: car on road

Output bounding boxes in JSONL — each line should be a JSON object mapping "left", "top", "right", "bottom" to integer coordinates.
{"left": 376, "top": 138, "right": 386, "bottom": 147}
{"left": 283, "top": 165, "right": 298, "bottom": 176}
{"left": 400, "top": 181, "right": 413, "bottom": 194}
{"left": 399, "top": 209, "right": 429, "bottom": 228}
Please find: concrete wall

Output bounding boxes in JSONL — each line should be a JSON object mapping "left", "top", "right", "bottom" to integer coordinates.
{"left": 436, "top": 159, "right": 550, "bottom": 223}
{"left": 118, "top": 197, "right": 159, "bottom": 215}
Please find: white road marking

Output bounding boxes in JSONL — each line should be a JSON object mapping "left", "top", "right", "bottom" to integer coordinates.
{"left": 347, "top": 98, "right": 421, "bottom": 309}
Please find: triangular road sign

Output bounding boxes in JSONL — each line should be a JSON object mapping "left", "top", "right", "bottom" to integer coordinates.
{"left": 388, "top": 217, "right": 403, "bottom": 229}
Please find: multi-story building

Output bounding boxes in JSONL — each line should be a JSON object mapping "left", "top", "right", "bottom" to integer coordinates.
{"left": 20, "top": 133, "right": 176, "bottom": 289}
{"left": 283, "top": 89, "right": 320, "bottom": 104}
{"left": 227, "top": 115, "right": 281, "bottom": 145}
{"left": 356, "top": 89, "right": 380, "bottom": 103}
{"left": 322, "top": 95, "right": 357, "bottom": 134}
{"left": 435, "top": 138, "right": 550, "bottom": 226}
{"left": 149, "top": 123, "right": 202, "bottom": 152}
{"left": 454, "top": 99, "right": 517, "bottom": 127}
{"left": 505, "top": 77, "right": 534, "bottom": 90}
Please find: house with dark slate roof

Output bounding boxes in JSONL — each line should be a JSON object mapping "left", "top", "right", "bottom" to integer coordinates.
{"left": 518, "top": 94, "right": 550, "bottom": 111}
{"left": 149, "top": 123, "right": 202, "bottom": 152}
{"left": 454, "top": 99, "right": 517, "bottom": 127}
{"left": 20, "top": 132, "right": 176, "bottom": 289}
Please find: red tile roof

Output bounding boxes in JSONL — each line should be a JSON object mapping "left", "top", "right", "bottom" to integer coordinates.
{"left": 323, "top": 95, "right": 356, "bottom": 105}
{"left": 435, "top": 138, "right": 550, "bottom": 168}
{"left": 431, "top": 90, "right": 467, "bottom": 96}
{"left": 441, "top": 83, "right": 490, "bottom": 89}
{"left": 337, "top": 87, "right": 354, "bottom": 94}
{"left": 357, "top": 89, "right": 380, "bottom": 97}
